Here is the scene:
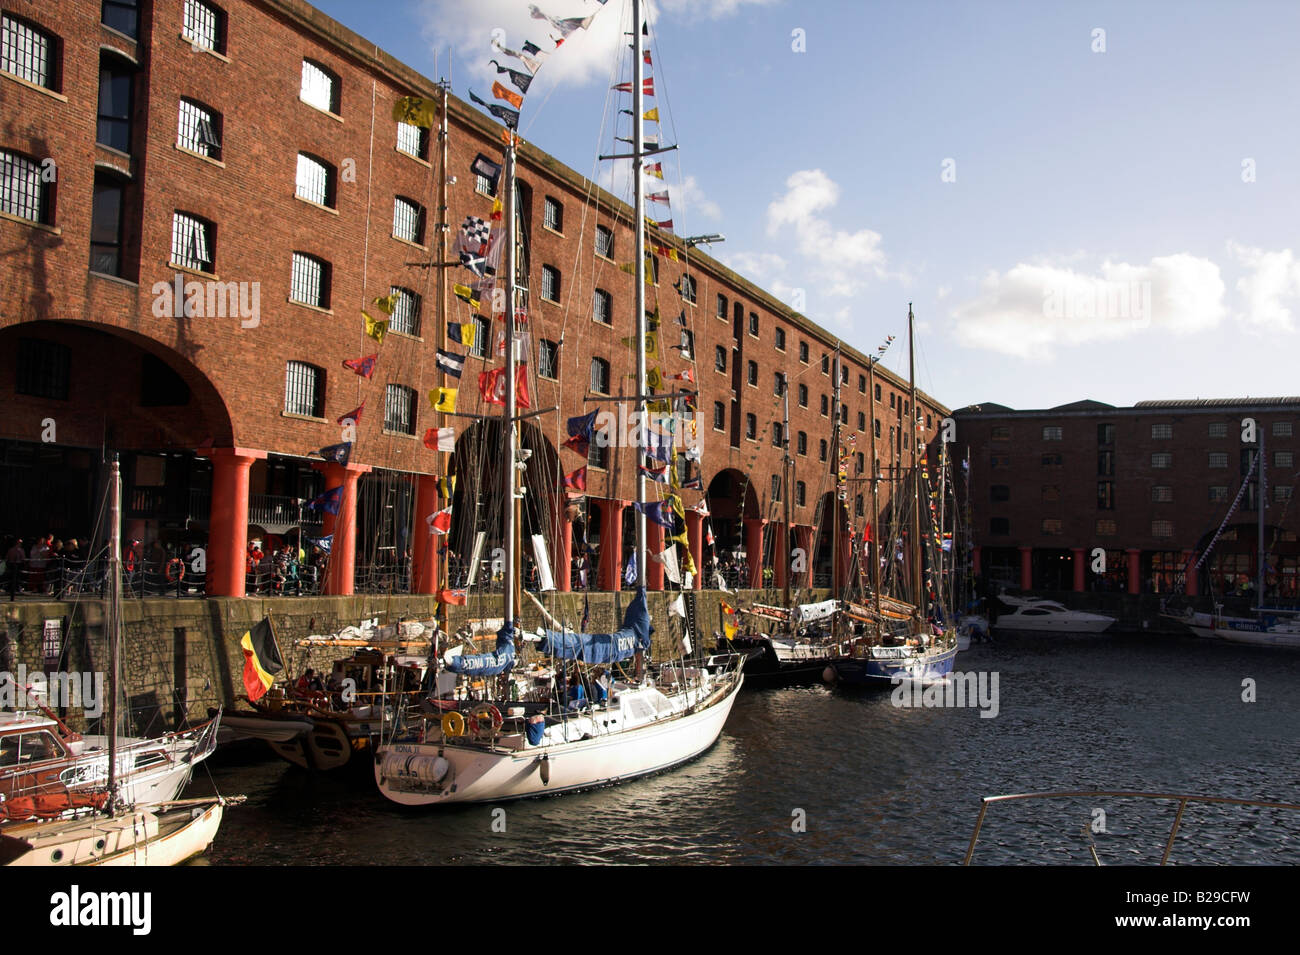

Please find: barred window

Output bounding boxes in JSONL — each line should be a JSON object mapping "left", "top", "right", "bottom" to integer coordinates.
{"left": 388, "top": 287, "right": 420, "bottom": 335}
{"left": 396, "top": 121, "right": 428, "bottom": 160}
{"left": 543, "top": 196, "right": 562, "bottom": 232}
{"left": 384, "top": 384, "right": 417, "bottom": 435}
{"left": 590, "top": 357, "right": 610, "bottom": 395}
{"left": 797, "top": 432, "right": 807, "bottom": 455}
{"left": 393, "top": 196, "right": 423, "bottom": 243}
{"left": 170, "top": 211, "right": 213, "bottom": 272}
{"left": 1095, "top": 519, "right": 1116, "bottom": 536}
{"left": 1151, "top": 452, "right": 1172, "bottom": 469}
{"left": 746, "top": 414, "right": 757, "bottom": 441}
{"left": 858, "top": 374, "right": 866, "bottom": 394}
{"left": 296, "top": 153, "right": 334, "bottom": 207}
{"left": 1276, "top": 451, "right": 1294, "bottom": 469}
{"left": 1273, "top": 421, "right": 1293, "bottom": 437}
{"left": 773, "top": 372, "right": 784, "bottom": 396}
{"left": 716, "top": 293, "right": 727, "bottom": 319}
{"left": 798, "top": 384, "right": 807, "bottom": 408}
{"left": 799, "top": 341, "right": 809, "bottom": 363}
{"left": 590, "top": 437, "right": 609, "bottom": 470}
{"left": 1208, "top": 421, "right": 1228, "bottom": 438}
{"left": 1208, "top": 451, "right": 1228, "bottom": 468}
{"left": 593, "top": 287, "right": 611, "bottom": 324}
{"left": 541, "top": 264, "right": 560, "bottom": 302}
{"left": 1151, "top": 485, "right": 1173, "bottom": 502}
{"left": 538, "top": 338, "right": 559, "bottom": 379}
{"left": 1152, "top": 520, "right": 1174, "bottom": 538}
{"left": 1042, "top": 426, "right": 1063, "bottom": 441}
{"left": 1150, "top": 423, "right": 1173, "bottom": 440}
{"left": 858, "top": 411, "right": 866, "bottom": 432}
{"left": 1, "top": 15, "right": 54, "bottom": 89}
{"left": 177, "top": 98, "right": 221, "bottom": 159}
{"left": 745, "top": 360, "right": 757, "bottom": 387}
{"left": 821, "top": 353, "right": 829, "bottom": 374}
{"left": 819, "top": 439, "right": 827, "bottom": 461}
{"left": 796, "top": 481, "right": 806, "bottom": 507}
{"left": 1040, "top": 452, "right": 1062, "bottom": 467}
{"left": 775, "top": 327, "right": 786, "bottom": 352}
{"left": 475, "top": 172, "right": 496, "bottom": 196}
{"left": 681, "top": 274, "right": 697, "bottom": 304}
{"left": 714, "top": 345, "right": 726, "bottom": 372}
{"left": 182, "top": 0, "right": 223, "bottom": 53}
{"left": 1209, "top": 486, "right": 1229, "bottom": 502}
{"left": 772, "top": 422, "right": 784, "bottom": 446}
{"left": 713, "top": 402, "right": 725, "bottom": 431}
{"left": 1275, "top": 486, "right": 1293, "bottom": 502}
{"left": 0, "top": 150, "right": 51, "bottom": 224}
{"left": 1041, "top": 519, "right": 1062, "bottom": 535}
{"left": 595, "top": 225, "right": 613, "bottom": 258}
{"left": 820, "top": 394, "right": 828, "bottom": 416}
{"left": 284, "top": 362, "right": 324, "bottom": 417}
{"left": 300, "top": 59, "right": 339, "bottom": 113}
{"left": 102, "top": 0, "right": 140, "bottom": 39}
{"left": 16, "top": 337, "right": 70, "bottom": 400}
{"left": 468, "top": 314, "right": 489, "bottom": 359}
{"left": 288, "top": 253, "right": 328, "bottom": 308}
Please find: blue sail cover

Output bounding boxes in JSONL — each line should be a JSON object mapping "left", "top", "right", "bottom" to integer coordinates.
{"left": 445, "top": 624, "right": 517, "bottom": 676}
{"left": 539, "top": 588, "right": 651, "bottom": 663}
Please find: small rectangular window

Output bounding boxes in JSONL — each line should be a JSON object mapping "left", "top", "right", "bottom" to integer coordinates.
{"left": 468, "top": 315, "right": 489, "bottom": 359}
{"left": 1098, "top": 423, "right": 1115, "bottom": 445}
{"left": 1, "top": 150, "right": 52, "bottom": 224}
{"left": 1276, "top": 451, "right": 1294, "bottom": 469}
{"left": 1151, "top": 452, "right": 1172, "bottom": 469}
{"left": 1041, "top": 519, "right": 1062, "bottom": 535}
{"left": 1152, "top": 520, "right": 1173, "bottom": 538}
{"left": 799, "top": 342, "right": 809, "bottom": 363}
{"left": 393, "top": 196, "right": 424, "bottom": 244}
{"left": 1042, "top": 426, "right": 1063, "bottom": 441}
{"left": 177, "top": 98, "right": 221, "bottom": 159}
{"left": 541, "top": 264, "right": 560, "bottom": 302}
{"left": 396, "top": 121, "right": 428, "bottom": 160}
{"left": 1041, "top": 452, "right": 1063, "bottom": 467}
{"left": 384, "top": 384, "right": 417, "bottom": 435}
{"left": 289, "top": 252, "right": 329, "bottom": 308}
{"left": 1041, "top": 485, "right": 1059, "bottom": 502}
{"left": 543, "top": 196, "right": 563, "bottom": 232}
{"left": 1209, "top": 451, "right": 1228, "bottom": 468}
{"left": 170, "top": 211, "right": 213, "bottom": 272}
{"left": 284, "top": 361, "right": 324, "bottom": 418}
{"left": 775, "top": 328, "right": 786, "bottom": 351}
{"left": 538, "top": 339, "right": 559, "bottom": 379}
{"left": 102, "top": 0, "right": 140, "bottom": 39}
{"left": 1096, "top": 519, "right": 1116, "bottom": 536}
{"left": 716, "top": 293, "right": 727, "bottom": 320}
{"left": 1209, "top": 485, "right": 1229, "bottom": 502}
{"left": 300, "top": 59, "right": 339, "bottom": 113}
{"left": 1273, "top": 421, "right": 1293, "bottom": 438}
{"left": 590, "top": 357, "right": 609, "bottom": 395}
{"left": 714, "top": 345, "right": 727, "bottom": 373}
{"left": 596, "top": 226, "right": 613, "bottom": 259}
{"left": 182, "top": 0, "right": 223, "bottom": 53}
{"left": 990, "top": 485, "right": 1010, "bottom": 502}
{"left": 388, "top": 287, "right": 420, "bottom": 335}
{"left": 989, "top": 517, "right": 1009, "bottom": 536}
{"left": 1151, "top": 486, "right": 1173, "bottom": 502}
{"left": 1150, "top": 423, "right": 1173, "bottom": 440}
{"left": 1, "top": 15, "right": 55, "bottom": 89}
{"left": 296, "top": 153, "right": 334, "bottom": 207}
{"left": 713, "top": 402, "right": 725, "bottom": 431}
{"left": 1208, "top": 421, "right": 1228, "bottom": 438}
{"left": 16, "top": 338, "right": 70, "bottom": 400}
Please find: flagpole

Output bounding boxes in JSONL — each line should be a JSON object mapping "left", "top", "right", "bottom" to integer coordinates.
{"left": 782, "top": 372, "right": 791, "bottom": 612}
{"left": 868, "top": 357, "right": 881, "bottom": 626}
{"left": 633, "top": 0, "right": 647, "bottom": 596}
{"left": 908, "top": 304, "right": 922, "bottom": 633}
{"left": 830, "top": 344, "right": 841, "bottom": 642}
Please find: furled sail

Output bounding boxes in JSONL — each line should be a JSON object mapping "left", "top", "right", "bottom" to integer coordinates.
{"left": 445, "top": 624, "right": 517, "bottom": 676}
{"left": 791, "top": 600, "right": 839, "bottom": 624}
{"left": 539, "top": 588, "right": 652, "bottom": 663}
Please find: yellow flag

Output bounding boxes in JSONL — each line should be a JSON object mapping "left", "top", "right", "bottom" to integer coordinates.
{"left": 452, "top": 285, "right": 481, "bottom": 310}
{"left": 643, "top": 107, "right": 659, "bottom": 122}
{"left": 682, "top": 551, "right": 696, "bottom": 577}
{"left": 363, "top": 311, "right": 387, "bottom": 345}
{"left": 647, "top": 367, "right": 664, "bottom": 391}
{"left": 431, "top": 387, "right": 457, "bottom": 413}
{"left": 392, "top": 95, "right": 436, "bottom": 129}
{"left": 372, "top": 292, "right": 400, "bottom": 315}
{"left": 667, "top": 493, "right": 684, "bottom": 518}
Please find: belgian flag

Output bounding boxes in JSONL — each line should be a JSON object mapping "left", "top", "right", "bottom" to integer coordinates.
{"left": 240, "top": 617, "right": 283, "bottom": 702}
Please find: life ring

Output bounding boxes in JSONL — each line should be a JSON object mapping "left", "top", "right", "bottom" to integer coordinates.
{"left": 469, "top": 703, "right": 503, "bottom": 736}
{"left": 441, "top": 711, "right": 466, "bottom": 737}
{"left": 166, "top": 558, "right": 186, "bottom": 583}
{"left": 307, "top": 691, "right": 330, "bottom": 711}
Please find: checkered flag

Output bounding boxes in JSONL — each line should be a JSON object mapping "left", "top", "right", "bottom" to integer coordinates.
{"left": 457, "top": 215, "right": 491, "bottom": 256}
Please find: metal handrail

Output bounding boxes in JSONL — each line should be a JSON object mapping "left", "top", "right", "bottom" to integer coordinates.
{"left": 963, "top": 789, "right": 1300, "bottom": 865}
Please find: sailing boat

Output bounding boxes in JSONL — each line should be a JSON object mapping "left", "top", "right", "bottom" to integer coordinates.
{"left": 1, "top": 456, "right": 230, "bottom": 866}
{"left": 830, "top": 306, "right": 959, "bottom": 686}
{"left": 373, "top": 0, "right": 743, "bottom": 806}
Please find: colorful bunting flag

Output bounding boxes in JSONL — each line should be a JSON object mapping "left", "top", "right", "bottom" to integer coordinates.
{"left": 563, "top": 466, "right": 587, "bottom": 491}
{"left": 436, "top": 349, "right": 465, "bottom": 379}
{"left": 448, "top": 321, "right": 476, "bottom": 347}
{"left": 428, "top": 508, "right": 452, "bottom": 535}
{"left": 392, "top": 95, "right": 436, "bottom": 129}
{"left": 307, "top": 486, "right": 343, "bottom": 515}
{"left": 478, "top": 366, "right": 531, "bottom": 408}
{"left": 452, "top": 285, "right": 481, "bottom": 309}
{"left": 363, "top": 311, "right": 388, "bottom": 344}
{"left": 337, "top": 402, "right": 364, "bottom": 425}
{"left": 342, "top": 354, "right": 378, "bottom": 379}
{"left": 423, "top": 427, "right": 456, "bottom": 452}
{"left": 468, "top": 89, "right": 519, "bottom": 129}
{"left": 371, "top": 291, "right": 400, "bottom": 315}
{"left": 431, "top": 387, "right": 458, "bottom": 414}
{"left": 489, "top": 59, "right": 534, "bottom": 95}
{"left": 492, "top": 80, "right": 523, "bottom": 109}
{"left": 316, "top": 442, "right": 352, "bottom": 466}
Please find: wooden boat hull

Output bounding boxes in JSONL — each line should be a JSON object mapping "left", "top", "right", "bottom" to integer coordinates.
{"left": 3, "top": 801, "right": 223, "bottom": 867}
{"left": 831, "top": 643, "right": 959, "bottom": 686}
{"left": 376, "top": 675, "right": 743, "bottom": 806}
{"left": 267, "top": 717, "right": 374, "bottom": 771}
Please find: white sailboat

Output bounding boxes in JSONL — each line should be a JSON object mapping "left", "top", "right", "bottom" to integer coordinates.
{"left": 1, "top": 456, "right": 230, "bottom": 866}
{"left": 374, "top": 0, "right": 743, "bottom": 807}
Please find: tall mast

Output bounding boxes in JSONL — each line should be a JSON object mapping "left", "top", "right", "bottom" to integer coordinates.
{"left": 436, "top": 81, "right": 450, "bottom": 637}
{"left": 782, "top": 372, "right": 791, "bottom": 610}
{"left": 938, "top": 430, "right": 947, "bottom": 616}
{"left": 1257, "top": 424, "right": 1265, "bottom": 608}
{"left": 830, "top": 345, "right": 841, "bottom": 609}
{"left": 868, "top": 358, "right": 881, "bottom": 623}
{"left": 106, "top": 454, "right": 121, "bottom": 815}
{"left": 503, "top": 140, "right": 519, "bottom": 627}
{"left": 908, "top": 304, "right": 922, "bottom": 631}
{"left": 632, "top": 0, "right": 647, "bottom": 591}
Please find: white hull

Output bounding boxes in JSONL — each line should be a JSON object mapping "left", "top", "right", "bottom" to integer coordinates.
{"left": 994, "top": 617, "right": 1115, "bottom": 634}
{"left": 65, "top": 734, "right": 213, "bottom": 808}
{"left": 3, "top": 801, "right": 223, "bottom": 867}
{"left": 377, "top": 675, "right": 743, "bottom": 805}
{"left": 1215, "top": 627, "right": 1300, "bottom": 649}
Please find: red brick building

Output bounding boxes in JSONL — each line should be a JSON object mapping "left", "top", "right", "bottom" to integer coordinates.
{"left": 955, "top": 398, "right": 1300, "bottom": 599}
{"left": 0, "top": 0, "right": 947, "bottom": 597}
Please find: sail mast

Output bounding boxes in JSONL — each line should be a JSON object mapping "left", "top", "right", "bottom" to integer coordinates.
{"left": 503, "top": 139, "right": 519, "bottom": 627}
{"left": 831, "top": 345, "right": 841, "bottom": 632}
{"left": 938, "top": 430, "right": 947, "bottom": 617}
{"left": 782, "top": 372, "right": 791, "bottom": 610}
{"left": 908, "top": 304, "right": 922, "bottom": 631}
{"left": 632, "top": 0, "right": 647, "bottom": 592}
{"left": 868, "top": 358, "right": 881, "bottom": 623}
{"left": 1257, "top": 425, "right": 1265, "bottom": 608}
{"left": 436, "top": 81, "right": 450, "bottom": 637}
{"left": 106, "top": 454, "right": 121, "bottom": 815}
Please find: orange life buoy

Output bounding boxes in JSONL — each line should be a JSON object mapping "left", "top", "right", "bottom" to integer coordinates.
{"left": 166, "top": 558, "right": 186, "bottom": 583}
{"left": 469, "top": 703, "right": 503, "bottom": 736}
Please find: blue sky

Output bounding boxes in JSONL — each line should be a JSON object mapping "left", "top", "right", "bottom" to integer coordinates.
{"left": 313, "top": 0, "right": 1300, "bottom": 411}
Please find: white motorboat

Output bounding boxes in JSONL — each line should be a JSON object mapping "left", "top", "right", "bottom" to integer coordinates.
{"left": 994, "top": 600, "right": 1115, "bottom": 634}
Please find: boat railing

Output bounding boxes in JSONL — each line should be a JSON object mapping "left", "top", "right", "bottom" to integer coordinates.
{"left": 963, "top": 790, "right": 1300, "bottom": 865}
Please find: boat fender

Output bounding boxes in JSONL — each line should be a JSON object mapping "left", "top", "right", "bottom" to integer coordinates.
{"left": 822, "top": 666, "right": 837, "bottom": 683}
{"left": 469, "top": 703, "right": 503, "bottom": 736}
{"left": 539, "top": 754, "right": 550, "bottom": 786}
{"left": 441, "top": 711, "right": 467, "bottom": 737}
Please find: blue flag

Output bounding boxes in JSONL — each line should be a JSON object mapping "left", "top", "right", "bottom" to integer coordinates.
{"left": 307, "top": 486, "right": 343, "bottom": 515}
{"left": 316, "top": 442, "right": 352, "bottom": 466}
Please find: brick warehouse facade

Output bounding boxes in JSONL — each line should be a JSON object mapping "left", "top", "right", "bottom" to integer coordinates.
{"left": 955, "top": 398, "right": 1300, "bottom": 600}
{"left": 0, "top": 0, "right": 947, "bottom": 599}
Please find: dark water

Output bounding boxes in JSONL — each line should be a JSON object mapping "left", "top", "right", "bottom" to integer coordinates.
{"left": 189, "top": 634, "right": 1300, "bottom": 865}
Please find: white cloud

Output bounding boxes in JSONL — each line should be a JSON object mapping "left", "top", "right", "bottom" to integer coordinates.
{"left": 764, "top": 169, "right": 892, "bottom": 297}
{"left": 951, "top": 255, "right": 1227, "bottom": 359}
{"left": 721, "top": 251, "right": 788, "bottom": 284}
{"left": 1228, "top": 242, "right": 1300, "bottom": 331}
